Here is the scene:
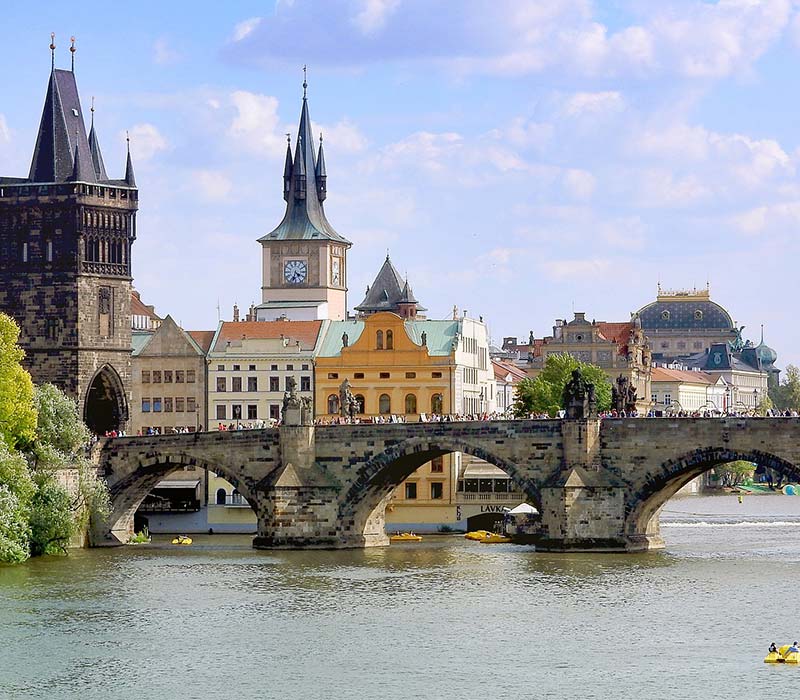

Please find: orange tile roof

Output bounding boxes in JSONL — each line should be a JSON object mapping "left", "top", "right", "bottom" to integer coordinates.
{"left": 214, "top": 320, "right": 323, "bottom": 351}
{"left": 596, "top": 321, "right": 631, "bottom": 343}
{"left": 188, "top": 331, "right": 215, "bottom": 353}
{"left": 131, "top": 290, "right": 161, "bottom": 319}
{"left": 492, "top": 359, "right": 527, "bottom": 382}
{"left": 651, "top": 367, "right": 715, "bottom": 384}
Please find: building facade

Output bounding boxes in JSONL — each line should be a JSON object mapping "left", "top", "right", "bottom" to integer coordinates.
{"left": 650, "top": 366, "right": 727, "bottom": 414}
{"left": 0, "top": 55, "right": 138, "bottom": 433}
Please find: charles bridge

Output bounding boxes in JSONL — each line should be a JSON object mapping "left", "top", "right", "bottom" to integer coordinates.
{"left": 95, "top": 415, "right": 800, "bottom": 552}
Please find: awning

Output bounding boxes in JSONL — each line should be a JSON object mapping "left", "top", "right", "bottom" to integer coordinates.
{"left": 508, "top": 502, "right": 538, "bottom": 515}
{"left": 462, "top": 464, "right": 509, "bottom": 478}
{"left": 153, "top": 479, "right": 200, "bottom": 490}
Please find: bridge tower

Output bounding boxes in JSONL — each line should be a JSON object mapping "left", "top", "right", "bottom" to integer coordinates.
{"left": 0, "top": 40, "right": 137, "bottom": 433}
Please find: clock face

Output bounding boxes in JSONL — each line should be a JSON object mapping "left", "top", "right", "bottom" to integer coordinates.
{"left": 331, "top": 257, "right": 341, "bottom": 286}
{"left": 284, "top": 259, "right": 307, "bottom": 284}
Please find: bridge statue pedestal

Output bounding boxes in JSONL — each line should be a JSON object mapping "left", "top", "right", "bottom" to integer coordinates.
{"left": 535, "top": 419, "right": 632, "bottom": 552}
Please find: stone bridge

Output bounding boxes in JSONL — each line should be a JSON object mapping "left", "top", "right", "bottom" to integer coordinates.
{"left": 97, "top": 417, "right": 800, "bottom": 552}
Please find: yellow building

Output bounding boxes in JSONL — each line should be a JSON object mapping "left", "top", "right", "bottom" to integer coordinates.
{"left": 315, "top": 311, "right": 494, "bottom": 529}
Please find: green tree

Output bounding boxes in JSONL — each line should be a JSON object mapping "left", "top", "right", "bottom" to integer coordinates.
{"left": 0, "top": 442, "right": 34, "bottom": 562}
{"left": 771, "top": 365, "right": 800, "bottom": 411}
{"left": 513, "top": 353, "right": 613, "bottom": 417}
{"left": 33, "top": 384, "right": 90, "bottom": 457}
{"left": 28, "top": 473, "right": 74, "bottom": 556}
{"left": 0, "top": 314, "right": 37, "bottom": 449}
{"left": 714, "top": 460, "right": 755, "bottom": 488}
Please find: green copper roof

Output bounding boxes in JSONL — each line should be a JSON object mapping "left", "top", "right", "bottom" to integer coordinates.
{"left": 405, "top": 320, "right": 459, "bottom": 356}
{"left": 317, "top": 320, "right": 365, "bottom": 357}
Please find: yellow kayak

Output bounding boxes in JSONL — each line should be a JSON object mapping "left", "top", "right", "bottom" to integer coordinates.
{"left": 390, "top": 532, "right": 422, "bottom": 543}
{"left": 171, "top": 535, "right": 193, "bottom": 545}
{"left": 764, "top": 651, "right": 782, "bottom": 664}
{"left": 464, "top": 530, "right": 491, "bottom": 541}
{"left": 480, "top": 533, "right": 511, "bottom": 544}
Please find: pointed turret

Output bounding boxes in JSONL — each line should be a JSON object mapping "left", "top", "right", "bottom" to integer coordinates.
{"left": 355, "top": 255, "right": 427, "bottom": 318}
{"left": 282, "top": 134, "right": 293, "bottom": 202}
{"left": 70, "top": 139, "right": 95, "bottom": 182}
{"left": 316, "top": 133, "right": 327, "bottom": 202}
{"left": 124, "top": 136, "right": 136, "bottom": 187}
{"left": 87, "top": 100, "right": 108, "bottom": 180}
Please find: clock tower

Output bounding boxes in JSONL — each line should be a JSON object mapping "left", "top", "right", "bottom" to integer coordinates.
{"left": 256, "top": 77, "right": 351, "bottom": 321}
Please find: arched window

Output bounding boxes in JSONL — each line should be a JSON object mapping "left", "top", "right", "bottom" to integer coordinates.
{"left": 327, "top": 394, "right": 340, "bottom": 415}
{"left": 405, "top": 393, "right": 417, "bottom": 414}
{"left": 354, "top": 394, "right": 365, "bottom": 414}
{"left": 379, "top": 394, "right": 391, "bottom": 414}
{"left": 431, "top": 393, "right": 443, "bottom": 415}
{"left": 215, "top": 488, "right": 226, "bottom": 505}
{"left": 386, "top": 330, "right": 394, "bottom": 350}
{"left": 376, "top": 330, "right": 384, "bottom": 349}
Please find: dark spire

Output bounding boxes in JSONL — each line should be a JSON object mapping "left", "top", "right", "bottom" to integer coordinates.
{"left": 282, "top": 133, "right": 293, "bottom": 202}
{"left": 87, "top": 97, "right": 108, "bottom": 181}
{"left": 124, "top": 132, "right": 136, "bottom": 187}
{"left": 316, "top": 132, "right": 327, "bottom": 202}
{"left": 259, "top": 73, "right": 349, "bottom": 244}
{"left": 355, "top": 256, "right": 427, "bottom": 316}
{"left": 70, "top": 134, "right": 95, "bottom": 182}
{"left": 50, "top": 32, "right": 56, "bottom": 71}
{"left": 70, "top": 36, "right": 76, "bottom": 72}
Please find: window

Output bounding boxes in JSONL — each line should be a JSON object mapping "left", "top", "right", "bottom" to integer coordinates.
{"left": 217, "top": 365, "right": 225, "bottom": 371}
{"left": 386, "top": 330, "right": 394, "bottom": 350}
{"left": 270, "top": 404, "right": 280, "bottom": 420}
{"left": 187, "top": 370, "right": 196, "bottom": 383}
{"left": 328, "top": 394, "right": 340, "bottom": 415}
{"left": 405, "top": 372, "right": 416, "bottom": 379}
{"left": 153, "top": 398, "right": 162, "bottom": 412}
{"left": 355, "top": 394, "right": 365, "bottom": 414}
{"left": 233, "top": 364, "right": 240, "bottom": 371}
{"left": 664, "top": 393, "right": 672, "bottom": 406}
{"left": 164, "top": 398, "right": 173, "bottom": 413}
{"left": 249, "top": 364, "right": 256, "bottom": 371}
{"left": 694, "top": 310, "right": 703, "bottom": 320}
{"left": 651, "top": 393, "right": 658, "bottom": 404}
{"left": 46, "top": 240, "right": 53, "bottom": 262}
{"left": 142, "top": 399, "right": 151, "bottom": 413}
{"left": 405, "top": 394, "right": 417, "bottom": 414}
{"left": 677, "top": 341, "right": 686, "bottom": 350}
{"left": 271, "top": 364, "right": 278, "bottom": 371}
{"left": 661, "top": 310, "right": 670, "bottom": 320}
{"left": 248, "top": 377, "right": 258, "bottom": 392}
{"left": 164, "top": 370, "right": 173, "bottom": 383}
{"left": 216, "top": 405, "right": 226, "bottom": 420}
{"left": 328, "top": 373, "right": 339, "bottom": 380}
{"left": 141, "top": 370, "right": 150, "bottom": 383}
{"left": 354, "top": 372, "right": 364, "bottom": 379}
{"left": 152, "top": 371, "right": 162, "bottom": 383}
{"left": 376, "top": 330, "right": 384, "bottom": 349}
{"left": 380, "top": 372, "right": 390, "bottom": 379}
{"left": 232, "top": 377, "right": 242, "bottom": 392}
{"left": 693, "top": 341, "right": 703, "bottom": 350}
{"left": 175, "top": 370, "right": 185, "bottom": 383}
{"left": 186, "top": 398, "right": 195, "bottom": 413}
{"left": 247, "top": 405, "right": 258, "bottom": 420}
{"left": 216, "top": 377, "right": 227, "bottom": 392}
{"left": 267, "top": 376, "right": 279, "bottom": 392}
{"left": 430, "top": 482, "right": 443, "bottom": 500}
{"left": 379, "top": 394, "right": 391, "bottom": 414}
{"left": 432, "top": 372, "right": 442, "bottom": 379}
{"left": 300, "top": 376, "right": 311, "bottom": 392}
{"left": 302, "top": 364, "right": 309, "bottom": 371}
{"left": 176, "top": 398, "right": 185, "bottom": 412}
{"left": 232, "top": 405, "right": 242, "bottom": 420}
{"left": 660, "top": 342, "right": 669, "bottom": 350}
{"left": 431, "top": 457, "right": 444, "bottom": 473}
{"left": 216, "top": 488, "right": 226, "bottom": 505}
{"left": 431, "top": 393, "right": 443, "bottom": 414}
{"left": 22, "top": 242, "right": 28, "bottom": 263}
{"left": 405, "top": 483, "right": 417, "bottom": 499}
{"left": 286, "top": 364, "right": 294, "bottom": 371}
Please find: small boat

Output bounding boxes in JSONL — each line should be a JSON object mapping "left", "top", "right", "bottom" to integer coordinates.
{"left": 480, "top": 533, "right": 511, "bottom": 544}
{"left": 171, "top": 535, "right": 193, "bottom": 545}
{"left": 764, "top": 651, "right": 782, "bottom": 664}
{"left": 464, "top": 530, "right": 491, "bottom": 541}
{"left": 764, "top": 645, "right": 800, "bottom": 663}
{"left": 389, "top": 532, "right": 422, "bottom": 543}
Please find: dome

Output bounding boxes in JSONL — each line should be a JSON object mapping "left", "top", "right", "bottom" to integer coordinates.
{"left": 636, "top": 299, "right": 734, "bottom": 331}
{"left": 755, "top": 335, "right": 778, "bottom": 368}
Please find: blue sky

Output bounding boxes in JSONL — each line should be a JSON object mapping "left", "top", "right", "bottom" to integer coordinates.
{"left": 2, "top": 0, "right": 798, "bottom": 368}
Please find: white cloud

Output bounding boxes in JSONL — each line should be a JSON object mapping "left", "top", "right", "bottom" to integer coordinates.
{"left": 561, "top": 91, "right": 624, "bottom": 117}
{"left": 189, "top": 169, "right": 234, "bottom": 202}
{"left": 312, "top": 119, "right": 367, "bottom": 153}
{"left": 541, "top": 258, "right": 611, "bottom": 280}
{"left": 153, "top": 37, "right": 182, "bottom": 65}
{"left": 732, "top": 201, "right": 800, "bottom": 235}
{"left": 563, "top": 169, "right": 596, "bottom": 199}
{"left": 228, "top": 90, "right": 284, "bottom": 157}
{"left": 351, "top": 0, "right": 401, "bottom": 35}
{"left": 125, "top": 124, "right": 168, "bottom": 161}
{"left": 232, "top": 17, "right": 262, "bottom": 42}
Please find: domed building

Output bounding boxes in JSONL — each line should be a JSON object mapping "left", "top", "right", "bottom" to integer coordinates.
{"left": 635, "top": 285, "right": 737, "bottom": 359}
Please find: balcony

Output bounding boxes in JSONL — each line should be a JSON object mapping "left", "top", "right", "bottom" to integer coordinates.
{"left": 457, "top": 492, "right": 524, "bottom": 501}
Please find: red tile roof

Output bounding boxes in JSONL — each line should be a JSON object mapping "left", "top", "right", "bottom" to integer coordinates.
{"left": 492, "top": 359, "right": 527, "bottom": 382}
{"left": 214, "top": 320, "right": 323, "bottom": 351}
{"left": 188, "top": 331, "right": 215, "bottom": 353}
{"left": 596, "top": 321, "right": 631, "bottom": 344}
{"left": 651, "top": 367, "right": 715, "bottom": 384}
{"left": 131, "top": 290, "right": 161, "bottom": 319}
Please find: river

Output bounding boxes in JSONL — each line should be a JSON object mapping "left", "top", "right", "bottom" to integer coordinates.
{"left": 2, "top": 494, "right": 800, "bottom": 699}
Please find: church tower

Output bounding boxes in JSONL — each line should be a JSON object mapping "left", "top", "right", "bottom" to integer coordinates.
{"left": 0, "top": 37, "right": 137, "bottom": 433}
{"left": 256, "top": 73, "right": 351, "bottom": 321}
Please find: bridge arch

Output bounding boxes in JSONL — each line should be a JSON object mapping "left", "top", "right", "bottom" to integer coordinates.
{"left": 626, "top": 446, "right": 800, "bottom": 544}
{"left": 84, "top": 364, "right": 128, "bottom": 435}
{"left": 338, "top": 435, "right": 537, "bottom": 543}
{"left": 102, "top": 448, "right": 259, "bottom": 544}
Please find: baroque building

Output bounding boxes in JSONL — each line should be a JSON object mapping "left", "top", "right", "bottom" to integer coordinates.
{"left": 0, "top": 45, "right": 137, "bottom": 433}
{"left": 256, "top": 79, "right": 351, "bottom": 321}
{"left": 354, "top": 254, "right": 426, "bottom": 319}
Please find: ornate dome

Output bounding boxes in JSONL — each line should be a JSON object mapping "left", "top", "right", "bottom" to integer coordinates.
{"left": 637, "top": 298, "right": 734, "bottom": 331}
{"left": 755, "top": 329, "right": 778, "bottom": 367}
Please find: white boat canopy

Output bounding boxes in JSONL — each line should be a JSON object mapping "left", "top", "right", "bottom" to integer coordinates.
{"left": 507, "top": 502, "right": 539, "bottom": 515}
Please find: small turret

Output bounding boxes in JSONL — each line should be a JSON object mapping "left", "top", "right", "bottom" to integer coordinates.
{"left": 70, "top": 139, "right": 95, "bottom": 182}
{"left": 124, "top": 133, "right": 136, "bottom": 187}
{"left": 293, "top": 131, "right": 306, "bottom": 200}
{"left": 316, "top": 133, "right": 327, "bottom": 202}
{"left": 283, "top": 134, "right": 293, "bottom": 202}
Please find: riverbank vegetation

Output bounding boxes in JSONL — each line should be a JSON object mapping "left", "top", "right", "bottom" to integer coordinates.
{"left": 0, "top": 314, "right": 109, "bottom": 564}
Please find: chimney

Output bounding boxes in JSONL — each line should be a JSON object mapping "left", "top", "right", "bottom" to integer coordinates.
{"left": 233, "top": 304, "right": 240, "bottom": 323}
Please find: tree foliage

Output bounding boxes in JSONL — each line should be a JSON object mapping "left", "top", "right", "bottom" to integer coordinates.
{"left": 0, "top": 314, "right": 37, "bottom": 450}
{"left": 714, "top": 460, "right": 755, "bottom": 488}
{"left": 770, "top": 365, "right": 800, "bottom": 411}
{"left": 33, "top": 384, "right": 90, "bottom": 457}
{"left": 513, "top": 353, "right": 613, "bottom": 417}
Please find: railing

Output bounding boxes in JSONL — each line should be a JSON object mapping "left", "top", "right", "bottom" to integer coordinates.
{"left": 221, "top": 494, "right": 251, "bottom": 508}
{"left": 457, "top": 492, "right": 525, "bottom": 501}
{"left": 139, "top": 499, "right": 201, "bottom": 513}
{"left": 82, "top": 261, "right": 129, "bottom": 275}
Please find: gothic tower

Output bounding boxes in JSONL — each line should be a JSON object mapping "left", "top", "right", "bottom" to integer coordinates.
{"left": 256, "top": 75, "right": 351, "bottom": 321}
{"left": 0, "top": 39, "right": 137, "bottom": 433}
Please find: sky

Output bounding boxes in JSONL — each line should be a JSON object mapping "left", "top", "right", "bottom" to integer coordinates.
{"left": 1, "top": 0, "right": 799, "bottom": 368}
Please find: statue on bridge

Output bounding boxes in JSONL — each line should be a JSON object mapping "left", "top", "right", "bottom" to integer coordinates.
{"left": 612, "top": 374, "right": 639, "bottom": 413}
{"left": 562, "top": 368, "right": 597, "bottom": 419}
{"left": 338, "top": 379, "right": 359, "bottom": 420}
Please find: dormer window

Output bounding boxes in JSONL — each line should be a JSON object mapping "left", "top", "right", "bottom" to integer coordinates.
{"left": 694, "top": 310, "right": 703, "bottom": 320}
{"left": 661, "top": 310, "right": 670, "bottom": 320}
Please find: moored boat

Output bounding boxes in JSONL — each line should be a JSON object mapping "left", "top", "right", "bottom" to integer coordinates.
{"left": 171, "top": 535, "right": 193, "bottom": 545}
{"left": 390, "top": 532, "right": 422, "bottom": 543}
{"left": 464, "top": 530, "right": 491, "bottom": 541}
{"left": 479, "top": 533, "right": 511, "bottom": 544}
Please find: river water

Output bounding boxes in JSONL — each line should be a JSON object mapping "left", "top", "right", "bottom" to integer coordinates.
{"left": 2, "top": 494, "right": 800, "bottom": 700}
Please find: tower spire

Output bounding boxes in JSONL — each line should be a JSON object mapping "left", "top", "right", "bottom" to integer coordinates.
{"left": 316, "top": 132, "right": 327, "bottom": 202}
{"left": 303, "top": 64, "right": 307, "bottom": 99}
{"left": 283, "top": 132, "right": 293, "bottom": 202}
{"left": 124, "top": 131, "right": 136, "bottom": 187}
{"left": 70, "top": 36, "right": 76, "bottom": 72}
{"left": 87, "top": 96, "right": 108, "bottom": 181}
{"left": 50, "top": 32, "right": 55, "bottom": 70}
